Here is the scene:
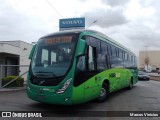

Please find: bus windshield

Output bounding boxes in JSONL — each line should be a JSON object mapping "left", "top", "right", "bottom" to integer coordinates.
{"left": 31, "top": 34, "right": 78, "bottom": 78}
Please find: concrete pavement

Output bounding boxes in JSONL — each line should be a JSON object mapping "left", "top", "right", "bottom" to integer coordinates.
{"left": 0, "top": 87, "right": 26, "bottom": 92}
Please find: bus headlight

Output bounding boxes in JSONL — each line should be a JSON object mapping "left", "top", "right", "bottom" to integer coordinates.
{"left": 56, "top": 78, "right": 72, "bottom": 94}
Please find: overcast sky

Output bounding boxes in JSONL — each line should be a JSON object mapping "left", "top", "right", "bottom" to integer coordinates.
{"left": 0, "top": 0, "right": 160, "bottom": 55}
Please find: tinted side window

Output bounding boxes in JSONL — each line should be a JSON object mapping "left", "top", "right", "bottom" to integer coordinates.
{"left": 97, "top": 43, "right": 109, "bottom": 70}
{"left": 88, "top": 46, "right": 95, "bottom": 70}
{"left": 112, "top": 46, "right": 116, "bottom": 57}
{"left": 89, "top": 37, "right": 99, "bottom": 48}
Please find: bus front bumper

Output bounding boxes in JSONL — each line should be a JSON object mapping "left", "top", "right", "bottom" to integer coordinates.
{"left": 27, "top": 86, "right": 72, "bottom": 105}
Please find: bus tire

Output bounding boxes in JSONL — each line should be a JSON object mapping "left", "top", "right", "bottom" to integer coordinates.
{"left": 97, "top": 83, "right": 109, "bottom": 102}
{"left": 127, "top": 79, "right": 133, "bottom": 90}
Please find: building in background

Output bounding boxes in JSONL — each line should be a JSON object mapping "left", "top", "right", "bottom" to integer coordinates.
{"left": 139, "top": 51, "right": 160, "bottom": 72}
{"left": 0, "top": 40, "right": 32, "bottom": 80}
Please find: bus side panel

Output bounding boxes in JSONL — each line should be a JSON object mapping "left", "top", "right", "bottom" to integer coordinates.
{"left": 71, "top": 68, "right": 137, "bottom": 104}
{"left": 71, "top": 83, "right": 85, "bottom": 104}
{"left": 100, "top": 68, "right": 131, "bottom": 92}
{"left": 98, "top": 68, "right": 133, "bottom": 92}
{"left": 84, "top": 76, "right": 101, "bottom": 102}
{"left": 82, "top": 68, "right": 130, "bottom": 102}
{"left": 71, "top": 77, "right": 100, "bottom": 104}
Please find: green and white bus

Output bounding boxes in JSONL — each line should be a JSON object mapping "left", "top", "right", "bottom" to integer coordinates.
{"left": 27, "top": 30, "right": 138, "bottom": 105}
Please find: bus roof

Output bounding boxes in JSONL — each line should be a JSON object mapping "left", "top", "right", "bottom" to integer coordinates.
{"left": 40, "top": 29, "right": 135, "bottom": 56}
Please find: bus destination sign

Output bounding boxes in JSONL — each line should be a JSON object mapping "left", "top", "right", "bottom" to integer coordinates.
{"left": 44, "top": 36, "right": 73, "bottom": 45}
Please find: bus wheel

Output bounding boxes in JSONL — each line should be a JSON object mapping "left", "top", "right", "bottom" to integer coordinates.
{"left": 127, "top": 79, "right": 133, "bottom": 90}
{"left": 97, "top": 83, "right": 109, "bottom": 102}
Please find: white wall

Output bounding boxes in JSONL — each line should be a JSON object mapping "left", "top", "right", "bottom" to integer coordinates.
{"left": 19, "top": 41, "right": 33, "bottom": 80}
{"left": 0, "top": 43, "right": 20, "bottom": 55}
{"left": 0, "top": 41, "right": 33, "bottom": 81}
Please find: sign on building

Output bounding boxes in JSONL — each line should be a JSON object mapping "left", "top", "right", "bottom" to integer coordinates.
{"left": 59, "top": 17, "right": 85, "bottom": 31}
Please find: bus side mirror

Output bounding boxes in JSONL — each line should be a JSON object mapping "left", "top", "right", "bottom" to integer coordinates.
{"left": 28, "top": 44, "right": 36, "bottom": 60}
{"left": 76, "top": 39, "right": 86, "bottom": 58}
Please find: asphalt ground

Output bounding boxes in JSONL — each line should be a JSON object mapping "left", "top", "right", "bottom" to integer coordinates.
{"left": 0, "top": 80, "right": 160, "bottom": 120}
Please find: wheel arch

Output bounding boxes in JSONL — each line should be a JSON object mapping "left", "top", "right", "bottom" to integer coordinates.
{"left": 102, "top": 79, "right": 110, "bottom": 92}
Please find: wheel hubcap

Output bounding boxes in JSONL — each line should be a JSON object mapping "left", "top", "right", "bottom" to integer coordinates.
{"left": 100, "top": 87, "right": 106, "bottom": 97}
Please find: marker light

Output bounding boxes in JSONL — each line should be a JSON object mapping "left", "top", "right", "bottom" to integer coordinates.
{"left": 56, "top": 78, "right": 72, "bottom": 94}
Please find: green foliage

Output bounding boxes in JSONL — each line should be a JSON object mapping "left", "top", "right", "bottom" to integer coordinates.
{"left": 2, "top": 76, "right": 24, "bottom": 87}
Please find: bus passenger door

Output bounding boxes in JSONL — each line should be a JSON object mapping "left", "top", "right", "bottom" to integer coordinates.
{"left": 74, "top": 45, "right": 99, "bottom": 102}
{"left": 84, "top": 45, "right": 100, "bottom": 101}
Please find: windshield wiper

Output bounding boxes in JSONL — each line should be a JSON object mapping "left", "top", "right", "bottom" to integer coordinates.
{"left": 39, "top": 80, "right": 45, "bottom": 85}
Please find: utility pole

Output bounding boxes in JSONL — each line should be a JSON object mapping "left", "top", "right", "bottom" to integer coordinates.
{"left": 144, "top": 46, "right": 149, "bottom": 70}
